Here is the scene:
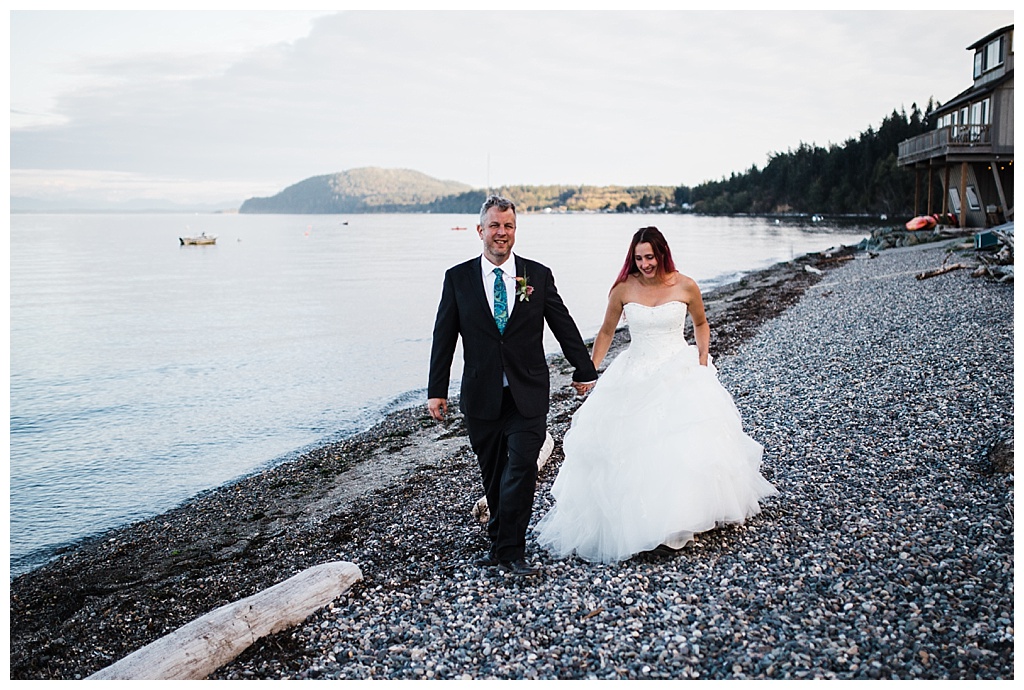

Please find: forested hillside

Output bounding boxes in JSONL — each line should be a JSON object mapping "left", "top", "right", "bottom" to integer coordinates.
{"left": 239, "top": 168, "right": 472, "bottom": 213}
{"left": 426, "top": 185, "right": 678, "bottom": 214}
{"left": 679, "top": 105, "right": 934, "bottom": 216}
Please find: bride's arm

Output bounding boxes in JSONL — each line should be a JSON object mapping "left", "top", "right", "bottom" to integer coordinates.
{"left": 683, "top": 278, "right": 710, "bottom": 366}
{"left": 590, "top": 285, "right": 626, "bottom": 370}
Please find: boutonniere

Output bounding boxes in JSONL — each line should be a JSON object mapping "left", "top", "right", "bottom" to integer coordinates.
{"left": 515, "top": 273, "right": 534, "bottom": 302}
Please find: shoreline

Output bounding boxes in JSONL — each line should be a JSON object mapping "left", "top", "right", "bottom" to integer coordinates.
{"left": 8, "top": 245, "right": 839, "bottom": 581}
{"left": 10, "top": 238, "right": 1013, "bottom": 680}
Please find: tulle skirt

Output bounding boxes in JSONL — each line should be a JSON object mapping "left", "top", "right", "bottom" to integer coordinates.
{"left": 535, "top": 340, "right": 777, "bottom": 563}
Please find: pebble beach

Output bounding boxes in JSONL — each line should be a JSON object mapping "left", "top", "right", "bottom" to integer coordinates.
{"left": 9, "top": 240, "right": 1014, "bottom": 680}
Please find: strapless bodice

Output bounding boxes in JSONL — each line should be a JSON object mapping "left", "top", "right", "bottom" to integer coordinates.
{"left": 621, "top": 301, "right": 693, "bottom": 367}
{"left": 623, "top": 300, "right": 688, "bottom": 347}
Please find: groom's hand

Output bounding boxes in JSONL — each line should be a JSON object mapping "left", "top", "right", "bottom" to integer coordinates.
{"left": 428, "top": 397, "right": 448, "bottom": 421}
{"left": 571, "top": 381, "right": 595, "bottom": 397}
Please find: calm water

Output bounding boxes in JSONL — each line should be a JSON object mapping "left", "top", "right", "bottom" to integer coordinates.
{"left": 8, "top": 212, "right": 869, "bottom": 577}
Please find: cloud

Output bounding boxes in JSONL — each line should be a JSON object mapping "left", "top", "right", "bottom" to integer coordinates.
{"left": 10, "top": 10, "right": 1015, "bottom": 204}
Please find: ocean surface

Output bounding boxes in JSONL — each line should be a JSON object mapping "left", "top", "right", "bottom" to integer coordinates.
{"left": 8, "top": 212, "right": 870, "bottom": 577}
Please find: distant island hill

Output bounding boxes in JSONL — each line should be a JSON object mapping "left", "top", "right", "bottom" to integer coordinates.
{"left": 242, "top": 99, "right": 932, "bottom": 218}
{"left": 238, "top": 167, "right": 677, "bottom": 214}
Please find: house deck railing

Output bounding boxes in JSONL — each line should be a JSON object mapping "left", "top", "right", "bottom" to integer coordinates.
{"left": 898, "top": 125, "right": 993, "bottom": 164}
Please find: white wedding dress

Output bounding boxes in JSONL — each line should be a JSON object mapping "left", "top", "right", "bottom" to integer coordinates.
{"left": 535, "top": 301, "right": 777, "bottom": 563}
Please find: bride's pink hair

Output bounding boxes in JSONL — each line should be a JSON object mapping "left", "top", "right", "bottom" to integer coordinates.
{"left": 613, "top": 226, "right": 677, "bottom": 287}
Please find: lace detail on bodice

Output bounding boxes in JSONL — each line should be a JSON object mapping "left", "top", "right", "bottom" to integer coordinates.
{"left": 622, "top": 301, "right": 691, "bottom": 362}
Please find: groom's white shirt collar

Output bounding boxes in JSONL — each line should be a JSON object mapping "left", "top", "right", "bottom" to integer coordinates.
{"left": 481, "top": 251, "right": 516, "bottom": 278}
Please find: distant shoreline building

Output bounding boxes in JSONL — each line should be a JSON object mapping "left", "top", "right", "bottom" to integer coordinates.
{"left": 898, "top": 25, "right": 1014, "bottom": 228}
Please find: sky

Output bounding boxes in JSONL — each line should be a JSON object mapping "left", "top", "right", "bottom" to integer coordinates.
{"left": 7, "top": 8, "right": 1016, "bottom": 208}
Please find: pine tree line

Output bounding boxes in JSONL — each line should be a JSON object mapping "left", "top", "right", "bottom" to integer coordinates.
{"left": 676, "top": 104, "right": 935, "bottom": 217}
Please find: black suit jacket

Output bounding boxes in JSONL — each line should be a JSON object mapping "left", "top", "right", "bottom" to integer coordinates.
{"left": 429, "top": 255, "right": 598, "bottom": 420}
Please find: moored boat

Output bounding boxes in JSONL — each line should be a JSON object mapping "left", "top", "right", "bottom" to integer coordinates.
{"left": 180, "top": 232, "right": 217, "bottom": 245}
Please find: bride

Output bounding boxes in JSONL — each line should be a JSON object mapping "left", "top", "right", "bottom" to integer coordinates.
{"left": 535, "top": 226, "right": 778, "bottom": 563}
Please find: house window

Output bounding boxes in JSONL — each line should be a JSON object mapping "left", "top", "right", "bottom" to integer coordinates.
{"left": 949, "top": 188, "right": 961, "bottom": 214}
{"left": 974, "top": 36, "right": 1005, "bottom": 77}
{"left": 986, "top": 37, "right": 1004, "bottom": 70}
{"left": 966, "top": 185, "right": 982, "bottom": 211}
{"left": 971, "top": 102, "right": 982, "bottom": 125}
{"left": 968, "top": 99, "right": 990, "bottom": 139}
{"left": 943, "top": 113, "right": 959, "bottom": 130}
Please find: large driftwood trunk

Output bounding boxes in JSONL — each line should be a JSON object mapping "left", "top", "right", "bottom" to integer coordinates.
{"left": 915, "top": 263, "right": 968, "bottom": 280}
{"left": 87, "top": 561, "right": 363, "bottom": 680}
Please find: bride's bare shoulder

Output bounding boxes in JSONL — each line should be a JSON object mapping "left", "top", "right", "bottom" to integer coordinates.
{"left": 669, "top": 271, "right": 698, "bottom": 290}
{"left": 608, "top": 278, "right": 634, "bottom": 304}
{"left": 668, "top": 273, "right": 702, "bottom": 305}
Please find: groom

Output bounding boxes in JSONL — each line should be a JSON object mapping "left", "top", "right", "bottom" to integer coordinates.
{"left": 428, "top": 195, "right": 597, "bottom": 576}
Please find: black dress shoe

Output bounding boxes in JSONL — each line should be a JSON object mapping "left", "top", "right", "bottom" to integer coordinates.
{"left": 474, "top": 554, "right": 500, "bottom": 567}
{"left": 499, "top": 559, "right": 540, "bottom": 576}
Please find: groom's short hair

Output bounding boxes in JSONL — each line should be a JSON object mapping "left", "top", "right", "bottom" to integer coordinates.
{"left": 480, "top": 195, "right": 516, "bottom": 224}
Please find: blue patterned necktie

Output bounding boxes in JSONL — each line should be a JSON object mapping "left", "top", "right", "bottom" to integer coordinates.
{"left": 493, "top": 267, "right": 508, "bottom": 334}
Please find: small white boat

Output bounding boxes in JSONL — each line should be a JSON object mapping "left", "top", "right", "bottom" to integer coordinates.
{"left": 180, "top": 232, "right": 217, "bottom": 246}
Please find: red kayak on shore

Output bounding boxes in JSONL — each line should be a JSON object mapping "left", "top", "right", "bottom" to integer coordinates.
{"left": 905, "top": 214, "right": 939, "bottom": 231}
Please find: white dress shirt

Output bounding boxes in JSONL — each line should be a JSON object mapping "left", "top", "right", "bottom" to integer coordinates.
{"left": 482, "top": 253, "right": 518, "bottom": 387}
{"left": 481, "top": 252, "right": 518, "bottom": 320}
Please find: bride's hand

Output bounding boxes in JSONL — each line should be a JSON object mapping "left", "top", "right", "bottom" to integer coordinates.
{"left": 571, "top": 381, "right": 595, "bottom": 396}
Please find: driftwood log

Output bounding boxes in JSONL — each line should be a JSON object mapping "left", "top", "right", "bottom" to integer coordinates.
{"left": 472, "top": 431, "right": 555, "bottom": 522}
{"left": 816, "top": 254, "right": 855, "bottom": 266}
{"left": 972, "top": 229, "right": 1015, "bottom": 282}
{"left": 915, "top": 263, "right": 968, "bottom": 280}
{"left": 973, "top": 263, "right": 1014, "bottom": 282}
{"left": 87, "top": 561, "right": 363, "bottom": 680}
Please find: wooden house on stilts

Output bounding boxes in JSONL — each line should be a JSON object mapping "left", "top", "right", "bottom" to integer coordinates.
{"left": 898, "top": 25, "right": 1013, "bottom": 229}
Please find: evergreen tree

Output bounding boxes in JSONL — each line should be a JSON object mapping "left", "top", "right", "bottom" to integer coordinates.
{"left": 681, "top": 108, "right": 931, "bottom": 217}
